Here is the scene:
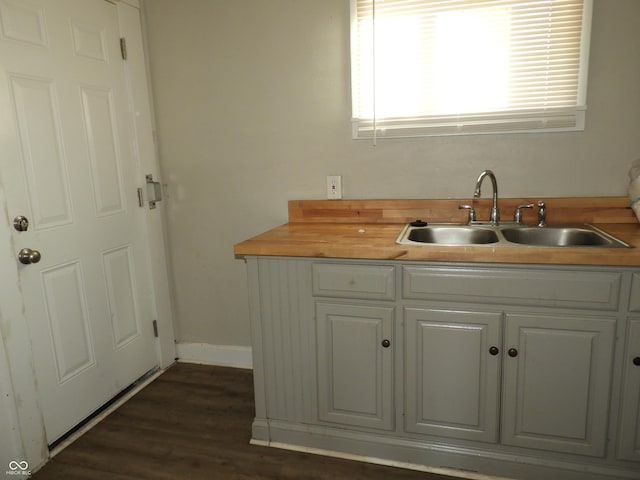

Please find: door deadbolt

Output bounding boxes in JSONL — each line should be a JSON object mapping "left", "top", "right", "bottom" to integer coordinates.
{"left": 13, "top": 216, "right": 29, "bottom": 232}
{"left": 18, "top": 248, "right": 41, "bottom": 265}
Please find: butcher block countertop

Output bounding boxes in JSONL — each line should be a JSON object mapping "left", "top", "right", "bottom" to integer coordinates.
{"left": 234, "top": 197, "right": 640, "bottom": 266}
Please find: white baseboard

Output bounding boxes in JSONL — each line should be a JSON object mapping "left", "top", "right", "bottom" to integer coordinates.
{"left": 176, "top": 342, "right": 253, "bottom": 369}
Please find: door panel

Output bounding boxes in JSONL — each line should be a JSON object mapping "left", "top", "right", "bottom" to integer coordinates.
{"left": 404, "top": 308, "right": 502, "bottom": 443}
{"left": 80, "top": 86, "right": 126, "bottom": 216}
{"left": 41, "top": 261, "right": 95, "bottom": 382}
{"left": 0, "top": 0, "right": 158, "bottom": 443}
{"left": 71, "top": 19, "right": 109, "bottom": 62}
{"left": 102, "top": 245, "right": 141, "bottom": 349}
{"left": 0, "top": 1, "right": 47, "bottom": 46}
{"left": 316, "top": 302, "right": 394, "bottom": 431}
{"left": 502, "top": 313, "right": 615, "bottom": 457}
{"left": 10, "top": 74, "right": 74, "bottom": 228}
{"left": 617, "top": 318, "right": 640, "bottom": 461}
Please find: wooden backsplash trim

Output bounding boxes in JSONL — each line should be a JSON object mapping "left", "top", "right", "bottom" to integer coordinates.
{"left": 288, "top": 197, "right": 636, "bottom": 225}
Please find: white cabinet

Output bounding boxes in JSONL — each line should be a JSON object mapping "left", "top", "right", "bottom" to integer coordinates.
{"left": 403, "top": 307, "right": 616, "bottom": 457}
{"left": 502, "top": 313, "right": 616, "bottom": 457}
{"left": 404, "top": 307, "right": 502, "bottom": 443}
{"left": 246, "top": 257, "right": 639, "bottom": 480}
{"left": 316, "top": 302, "right": 394, "bottom": 430}
{"left": 312, "top": 262, "right": 396, "bottom": 431}
{"left": 618, "top": 318, "right": 640, "bottom": 461}
{"left": 402, "top": 265, "right": 618, "bottom": 457}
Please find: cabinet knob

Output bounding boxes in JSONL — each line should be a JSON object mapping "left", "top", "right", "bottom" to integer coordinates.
{"left": 507, "top": 348, "right": 518, "bottom": 358}
{"left": 381, "top": 339, "right": 391, "bottom": 348}
{"left": 489, "top": 346, "right": 499, "bottom": 356}
{"left": 633, "top": 357, "right": 640, "bottom": 366}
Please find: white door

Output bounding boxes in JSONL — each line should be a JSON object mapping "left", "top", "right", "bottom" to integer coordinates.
{"left": 0, "top": 0, "right": 158, "bottom": 444}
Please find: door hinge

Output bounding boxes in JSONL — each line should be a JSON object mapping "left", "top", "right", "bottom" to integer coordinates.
{"left": 152, "top": 319, "right": 158, "bottom": 338}
{"left": 119, "top": 37, "right": 127, "bottom": 60}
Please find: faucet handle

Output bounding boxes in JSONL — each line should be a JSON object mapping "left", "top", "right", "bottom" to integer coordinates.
{"left": 536, "top": 201, "right": 546, "bottom": 227}
{"left": 458, "top": 204, "right": 476, "bottom": 224}
{"left": 513, "top": 203, "right": 534, "bottom": 224}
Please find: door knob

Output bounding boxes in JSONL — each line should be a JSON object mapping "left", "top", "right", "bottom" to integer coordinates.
{"left": 633, "top": 357, "right": 640, "bottom": 366}
{"left": 18, "top": 248, "right": 41, "bottom": 265}
{"left": 507, "top": 348, "right": 518, "bottom": 357}
{"left": 381, "top": 339, "right": 391, "bottom": 348}
{"left": 489, "top": 346, "right": 500, "bottom": 356}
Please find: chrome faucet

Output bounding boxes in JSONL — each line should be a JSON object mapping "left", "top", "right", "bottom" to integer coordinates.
{"left": 458, "top": 204, "right": 476, "bottom": 224}
{"left": 514, "top": 203, "right": 534, "bottom": 224}
{"left": 473, "top": 170, "right": 500, "bottom": 225}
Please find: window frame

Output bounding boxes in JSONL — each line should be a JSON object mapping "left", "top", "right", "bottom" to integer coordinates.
{"left": 349, "top": 0, "right": 594, "bottom": 139}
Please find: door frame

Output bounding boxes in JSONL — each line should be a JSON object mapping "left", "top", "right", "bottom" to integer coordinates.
{"left": 0, "top": 0, "right": 176, "bottom": 470}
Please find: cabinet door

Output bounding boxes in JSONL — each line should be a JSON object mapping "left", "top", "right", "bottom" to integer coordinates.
{"left": 316, "top": 302, "right": 394, "bottom": 430}
{"left": 618, "top": 318, "right": 640, "bottom": 461}
{"left": 404, "top": 308, "right": 502, "bottom": 443}
{"left": 502, "top": 313, "right": 616, "bottom": 457}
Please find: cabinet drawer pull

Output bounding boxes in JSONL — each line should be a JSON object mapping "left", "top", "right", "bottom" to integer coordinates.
{"left": 508, "top": 348, "right": 518, "bottom": 358}
{"left": 489, "top": 346, "right": 500, "bottom": 356}
{"left": 633, "top": 356, "right": 640, "bottom": 366}
{"left": 381, "top": 339, "right": 391, "bottom": 348}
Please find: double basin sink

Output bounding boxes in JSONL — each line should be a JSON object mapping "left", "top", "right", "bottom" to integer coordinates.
{"left": 396, "top": 222, "right": 631, "bottom": 248}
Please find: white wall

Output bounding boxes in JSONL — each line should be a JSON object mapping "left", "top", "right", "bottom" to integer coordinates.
{"left": 143, "top": 0, "right": 640, "bottom": 349}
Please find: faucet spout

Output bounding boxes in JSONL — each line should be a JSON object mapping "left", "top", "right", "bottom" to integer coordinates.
{"left": 474, "top": 170, "right": 500, "bottom": 225}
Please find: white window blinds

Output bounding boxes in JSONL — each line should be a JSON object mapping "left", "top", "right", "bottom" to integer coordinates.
{"left": 351, "top": 0, "right": 592, "bottom": 139}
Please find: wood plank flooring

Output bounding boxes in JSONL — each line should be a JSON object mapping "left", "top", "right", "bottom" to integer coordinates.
{"left": 33, "top": 363, "right": 456, "bottom": 480}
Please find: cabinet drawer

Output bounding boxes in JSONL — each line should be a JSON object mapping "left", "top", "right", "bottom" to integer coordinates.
{"left": 403, "top": 266, "right": 621, "bottom": 310}
{"left": 312, "top": 263, "right": 395, "bottom": 300}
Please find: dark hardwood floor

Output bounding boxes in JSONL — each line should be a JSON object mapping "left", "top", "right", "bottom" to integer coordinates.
{"left": 33, "top": 363, "right": 455, "bottom": 479}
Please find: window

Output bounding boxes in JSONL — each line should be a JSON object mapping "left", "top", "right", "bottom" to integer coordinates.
{"left": 350, "top": 0, "right": 593, "bottom": 139}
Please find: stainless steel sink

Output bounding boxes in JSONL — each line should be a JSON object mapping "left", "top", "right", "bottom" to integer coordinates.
{"left": 501, "top": 226, "right": 629, "bottom": 247}
{"left": 407, "top": 226, "right": 499, "bottom": 245}
{"left": 396, "top": 223, "right": 631, "bottom": 248}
